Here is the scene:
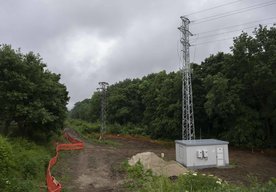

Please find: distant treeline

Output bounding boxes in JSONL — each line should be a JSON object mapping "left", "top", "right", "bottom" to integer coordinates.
{"left": 70, "top": 26, "right": 276, "bottom": 148}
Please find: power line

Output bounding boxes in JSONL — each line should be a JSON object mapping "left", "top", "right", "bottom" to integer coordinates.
{"left": 193, "top": 0, "right": 276, "bottom": 22}
{"left": 192, "top": 1, "right": 276, "bottom": 24}
{"left": 192, "top": 21, "right": 275, "bottom": 40}
{"left": 192, "top": 35, "right": 199, "bottom": 63}
{"left": 192, "top": 23, "right": 276, "bottom": 46}
{"left": 185, "top": 0, "right": 243, "bottom": 16}
{"left": 193, "top": 16, "right": 276, "bottom": 35}
{"left": 192, "top": 37, "right": 235, "bottom": 46}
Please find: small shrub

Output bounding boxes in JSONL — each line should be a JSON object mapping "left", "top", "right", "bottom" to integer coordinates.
{"left": 66, "top": 119, "right": 100, "bottom": 135}
{"left": 13, "top": 139, "right": 50, "bottom": 178}
{"left": 124, "top": 161, "right": 154, "bottom": 189}
{"left": 0, "top": 136, "right": 13, "bottom": 191}
{"left": 108, "top": 123, "right": 123, "bottom": 134}
{"left": 0, "top": 136, "right": 51, "bottom": 192}
{"left": 124, "top": 162, "right": 276, "bottom": 192}
{"left": 109, "top": 123, "right": 147, "bottom": 136}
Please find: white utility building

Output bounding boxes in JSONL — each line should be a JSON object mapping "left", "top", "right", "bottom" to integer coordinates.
{"left": 175, "top": 139, "right": 229, "bottom": 168}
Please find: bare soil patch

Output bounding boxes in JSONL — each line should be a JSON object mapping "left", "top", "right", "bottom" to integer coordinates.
{"left": 199, "top": 148, "right": 276, "bottom": 185}
{"left": 53, "top": 131, "right": 276, "bottom": 191}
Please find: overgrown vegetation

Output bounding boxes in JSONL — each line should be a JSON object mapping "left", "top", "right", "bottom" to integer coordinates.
{"left": 65, "top": 119, "right": 119, "bottom": 147}
{"left": 0, "top": 135, "right": 50, "bottom": 192}
{"left": 70, "top": 26, "right": 276, "bottom": 148}
{"left": 65, "top": 118, "right": 100, "bottom": 135}
{"left": 123, "top": 162, "right": 276, "bottom": 192}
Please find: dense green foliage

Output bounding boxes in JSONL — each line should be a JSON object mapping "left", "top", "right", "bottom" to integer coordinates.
{"left": 200, "top": 26, "right": 276, "bottom": 148}
{"left": 70, "top": 26, "right": 276, "bottom": 148}
{"left": 70, "top": 71, "right": 182, "bottom": 138}
{"left": 0, "top": 44, "right": 69, "bottom": 140}
{"left": 0, "top": 135, "right": 50, "bottom": 192}
{"left": 65, "top": 118, "right": 100, "bottom": 136}
{"left": 65, "top": 119, "right": 120, "bottom": 146}
{"left": 123, "top": 162, "right": 276, "bottom": 192}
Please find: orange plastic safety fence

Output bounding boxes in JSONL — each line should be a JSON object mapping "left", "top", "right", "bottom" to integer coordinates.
{"left": 46, "top": 132, "right": 84, "bottom": 192}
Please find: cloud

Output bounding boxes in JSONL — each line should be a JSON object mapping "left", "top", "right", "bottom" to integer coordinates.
{"left": 0, "top": 0, "right": 275, "bottom": 108}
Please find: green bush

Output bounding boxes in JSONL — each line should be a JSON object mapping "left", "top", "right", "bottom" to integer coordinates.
{"left": 0, "top": 136, "right": 13, "bottom": 191}
{"left": 68, "top": 118, "right": 148, "bottom": 137}
{"left": 11, "top": 138, "right": 50, "bottom": 180}
{"left": 66, "top": 119, "right": 100, "bottom": 134}
{"left": 123, "top": 161, "right": 154, "bottom": 189}
{"left": 108, "top": 123, "right": 122, "bottom": 134}
{"left": 0, "top": 136, "right": 50, "bottom": 192}
{"left": 109, "top": 123, "right": 147, "bottom": 136}
{"left": 124, "top": 163, "right": 276, "bottom": 192}
{"left": 6, "top": 179, "right": 35, "bottom": 192}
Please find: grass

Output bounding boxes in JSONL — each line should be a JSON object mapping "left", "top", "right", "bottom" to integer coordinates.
{"left": 122, "top": 162, "right": 276, "bottom": 192}
{"left": 65, "top": 118, "right": 120, "bottom": 147}
{"left": 0, "top": 135, "right": 51, "bottom": 192}
{"left": 51, "top": 151, "right": 73, "bottom": 180}
{"left": 228, "top": 159, "right": 239, "bottom": 168}
{"left": 66, "top": 118, "right": 176, "bottom": 148}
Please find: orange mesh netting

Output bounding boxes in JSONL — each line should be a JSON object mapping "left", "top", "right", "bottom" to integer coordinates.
{"left": 46, "top": 131, "right": 84, "bottom": 192}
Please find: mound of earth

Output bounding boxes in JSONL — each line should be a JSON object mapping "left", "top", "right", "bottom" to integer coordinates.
{"left": 128, "top": 152, "right": 188, "bottom": 177}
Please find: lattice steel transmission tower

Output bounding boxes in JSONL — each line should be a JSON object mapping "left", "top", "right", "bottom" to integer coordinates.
{"left": 97, "top": 81, "right": 109, "bottom": 140}
{"left": 178, "top": 16, "right": 195, "bottom": 140}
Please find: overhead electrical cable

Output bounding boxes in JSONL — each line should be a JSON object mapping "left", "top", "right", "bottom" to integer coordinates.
{"left": 192, "top": 35, "right": 200, "bottom": 63}
{"left": 191, "top": 22, "right": 276, "bottom": 45}
{"left": 192, "top": 0, "right": 276, "bottom": 24}
{"left": 185, "top": 0, "right": 243, "bottom": 16}
{"left": 193, "top": 0, "right": 276, "bottom": 22}
{"left": 192, "top": 22, "right": 275, "bottom": 40}
{"left": 191, "top": 37, "right": 236, "bottom": 46}
{"left": 193, "top": 16, "right": 276, "bottom": 35}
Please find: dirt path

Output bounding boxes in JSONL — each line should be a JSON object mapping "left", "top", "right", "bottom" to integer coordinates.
{"left": 54, "top": 131, "right": 174, "bottom": 192}
{"left": 54, "top": 131, "right": 276, "bottom": 191}
{"left": 73, "top": 144, "right": 120, "bottom": 191}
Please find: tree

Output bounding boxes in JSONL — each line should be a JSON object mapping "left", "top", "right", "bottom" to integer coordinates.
{"left": 230, "top": 26, "right": 276, "bottom": 147}
{"left": 107, "top": 78, "right": 144, "bottom": 125}
{"left": 70, "top": 99, "right": 92, "bottom": 121}
{"left": 203, "top": 26, "right": 276, "bottom": 147}
{"left": 0, "top": 45, "right": 69, "bottom": 140}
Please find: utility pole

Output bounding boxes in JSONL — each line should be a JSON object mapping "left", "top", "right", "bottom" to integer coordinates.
{"left": 97, "top": 81, "right": 109, "bottom": 140}
{"left": 178, "top": 16, "right": 195, "bottom": 140}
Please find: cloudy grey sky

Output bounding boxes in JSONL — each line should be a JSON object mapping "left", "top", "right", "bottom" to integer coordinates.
{"left": 1, "top": 0, "right": 275, "bottom": 108}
